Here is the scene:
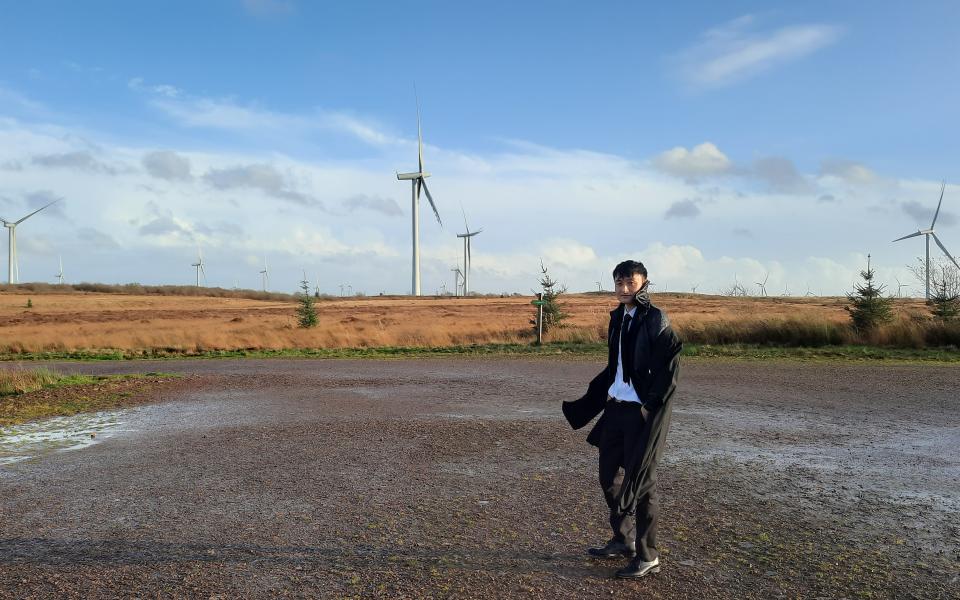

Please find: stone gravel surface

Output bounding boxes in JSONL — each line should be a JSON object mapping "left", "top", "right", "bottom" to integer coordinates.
{"left": 1, "top": 358, "right": 957, "bottom": 598}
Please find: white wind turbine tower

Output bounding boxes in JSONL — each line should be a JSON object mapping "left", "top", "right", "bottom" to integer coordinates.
{"left": 259, "top": 258, "right": 269, "bottom": 291}
{"left": 755, "top": 273, "right": 769, "bottom": 297}
{"left": 1, "top": 199, "right": 59, "bottom": 284}
{"left": 396, "top": 93, "right": 442, "bottom": 296}
{"left": 450, "top": 265, "right": 463, "bottom": 297}
{"left": 55, "top": 255, "right": 64, "bottom": 285}
{"left": 191, "top": 248, "right": 206, "bottom": 287}
{"left": 892, "top": 181, "right": 960, "bottom": 299}
{"left": 456, "top": 204, "right": 482, "bottom": 296}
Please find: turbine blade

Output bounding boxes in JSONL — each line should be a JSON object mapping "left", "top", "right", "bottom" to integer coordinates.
{"left": 892, "top": 231, "right": 923, "bottom": 242}
{"left": 416, "top": 88, "right": 423, "bottom": 174}
{"left": 420, "top": 180, "right": 442, "bottom": 226}
{"left": 15, "top": 199, "right": 59, "bottom": 225}
{"left": 932, "top": 233, "right": 960, "bottom": 270}
{"left": 459, "top": 200, "right": 470, "bottom": 233}
{"left": 467, "top": 238, "right": 471, "bottom": 264}
{"left": 931, "top": 180, "right": 946, "bottom": 229}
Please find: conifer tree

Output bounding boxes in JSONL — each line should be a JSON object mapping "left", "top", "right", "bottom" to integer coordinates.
{"left": 532, "top": 260, "right": 568, "bottom": 334}
{"left": 846, "top": 254, "right": 893, "bottom": 332}
{"left": 296, "top": 274, "right": 318, "bottom": 328}
{"left": 930, "top": 279, "right": 959, "bottom": 321}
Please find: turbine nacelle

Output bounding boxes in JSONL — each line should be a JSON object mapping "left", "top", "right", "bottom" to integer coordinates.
{"left": 397, "top": 171, "right": 430, "bottom": 181}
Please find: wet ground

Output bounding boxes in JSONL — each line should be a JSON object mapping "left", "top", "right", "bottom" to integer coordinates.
{"left": 1, "top": 358, "right": 958, "bottom": 598}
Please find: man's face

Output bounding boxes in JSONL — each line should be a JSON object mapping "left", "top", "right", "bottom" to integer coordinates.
{"left": 614, "top": 273, "right": 647, "bottom": 305}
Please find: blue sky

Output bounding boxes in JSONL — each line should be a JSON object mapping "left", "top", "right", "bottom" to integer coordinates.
{"left": 0, "top": 1, "right": 958, "bottom": 295}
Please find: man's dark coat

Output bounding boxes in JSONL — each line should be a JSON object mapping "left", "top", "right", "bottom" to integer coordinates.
{"left": 562, "top": 299, "right": 682, "bottom": 446}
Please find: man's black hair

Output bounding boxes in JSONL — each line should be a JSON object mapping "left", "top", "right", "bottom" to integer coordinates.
{"left": 613, "top": 260, "right": 648, "bottom": 280}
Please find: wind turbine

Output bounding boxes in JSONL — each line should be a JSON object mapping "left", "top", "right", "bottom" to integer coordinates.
{"left": 259, "top": 258, "right": 269, "bottom": 291}
{"left": 755, "top": 273, "right": 769, "bottom": 297}
{"left": 191, "top": 248, "right": 206, "bottom": 287}
{"left": 55, "top": 255, "right": 64, "bottom": 285}
{"left": 893, "top": 181, "right": 960, "bottom": 299}
{"left": 1, "top": 199, "right": 59, "bottom": 283}
{"left": 450, "top": 265, "right": 463, "bottom": 297}
{"left": 894, "top": 277, "right": 910, "bottom": 298}
{"left": 396, "top": 92, "right": 442, "bottom": 296}
{"left": 456, "top": 204, "right": 482, "bottom": 296}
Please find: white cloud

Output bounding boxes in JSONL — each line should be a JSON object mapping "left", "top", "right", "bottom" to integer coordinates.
{"left": 144, "top": 92, "right": 403, "bottom": 148}
{"left": 654, "top": 142, "right": 732, "bottom": 178}
{"left": 0, "top": 102, "right": 944, "bottom": 295}
{"left": 675, "top": 16, "right": 842, "bottom": 88}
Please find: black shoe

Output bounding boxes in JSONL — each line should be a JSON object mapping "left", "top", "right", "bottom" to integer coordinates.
{"left": 615, "top": 556, "right": 660, "bottom": 579}
{"left": 587, "top": 539, "right": 636, "bottom": 559}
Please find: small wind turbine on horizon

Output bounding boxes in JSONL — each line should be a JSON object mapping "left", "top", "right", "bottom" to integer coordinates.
{"left": 259, "top": 258, "right": 269, "bottom": 291}
{"left": 450, "top": 265, "right": 463, "bottom": 298}
{"left": 191, "top": 248, "right": 206, "bottom": 287}
{"left": 55, "top": 255, "right": 64, "bottom": 285}
{"left": 456, "top": 203, "right": 482, "bottom": 296}
{"left": 892, "top": 181, "right": 960, "bottom": 299}
{"left": 895, "top": 277, "right": 909, "bottom": 298}
{"left": 1, "top": 199, "right": 59, "bottom": 284}
{"left": 756, "top": 273, "right": 769, "bottom": 297}
{"left": 396, "top": 90, "right": 442, "bottom": 297}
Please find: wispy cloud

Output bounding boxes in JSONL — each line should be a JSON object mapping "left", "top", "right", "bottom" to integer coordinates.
{"left": 674, "top": 15, "right": 842, "bottom": 88}
{"left": 142, "top": 150, "right": 193, "bottom": 181}
{"left": 151, "top": 94, "right": 403, "bottom": 148}
{"left": 343, "top": 194, "right": 403, "bottom": 217}
{"left": 203, "top": 163, "right": 322, "bottom": 208}
{"left": 664, "top": 198, "right": 702, "bottom": 219}
{"left": 31, "top": 150, "right": 121, "bottom": 175}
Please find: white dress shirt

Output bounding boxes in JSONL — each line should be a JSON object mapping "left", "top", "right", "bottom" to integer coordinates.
{"left": 607, "top": 305, "right": 642, "bottom": 404}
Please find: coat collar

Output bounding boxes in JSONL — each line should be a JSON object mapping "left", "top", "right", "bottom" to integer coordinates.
{"left": 609, "top": 282, "right": 652, "bottom": 319}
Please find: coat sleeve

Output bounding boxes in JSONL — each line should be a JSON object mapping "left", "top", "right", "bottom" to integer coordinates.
{"left": 561, "top": 367, "right": 610, "bottom": 430}
{"left": 642, "top": 315, "right": 682, "bottom": 412}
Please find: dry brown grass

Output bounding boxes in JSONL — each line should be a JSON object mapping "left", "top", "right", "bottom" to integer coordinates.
{"left": 0, "top": 367, "right": 61, "bottom": 395}
{"left": 0, "top": 291, "right": 953, "bottom": 353}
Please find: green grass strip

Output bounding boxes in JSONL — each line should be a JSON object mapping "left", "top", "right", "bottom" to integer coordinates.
{"left": 0, "top": 343, "right": 957, "bottom": 364}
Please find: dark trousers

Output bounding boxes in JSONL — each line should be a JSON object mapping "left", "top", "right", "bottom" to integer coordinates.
{"left": 598, "top": 398, "right": 673, "bottom": 562}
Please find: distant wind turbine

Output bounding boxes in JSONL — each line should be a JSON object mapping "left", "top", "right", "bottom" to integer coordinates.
{"left": 892, "top": 181, "right": 960, "bottom": 299}
{"left": 1, "top": 199, "right": 60, "bottom": 283}
{"left": 55, "top": 255, "right": 64, "bottom": 285}
{"left": 755, "top": 273, "right": 769, "bottom": 297}
{"left": 259, "top": 258, "right": 269, "bottom": 291}
{"left": 895, "top": 277, "right": 909, "bottom": 298}
{"left": 456, "top": 203, "right": 482, "bottom": 296}
{"left": 451, "top": 266, "right": 463, "bottom": 298}
{"left": 396, "top": 91, "right": 442, "bottom": 296}
{"left": 191, "top": 247, "right": 206, "bottom": 287}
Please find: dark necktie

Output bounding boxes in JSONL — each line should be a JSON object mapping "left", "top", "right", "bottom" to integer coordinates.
{"left": 621, "top": 313, "right": 632, "bottom": 382}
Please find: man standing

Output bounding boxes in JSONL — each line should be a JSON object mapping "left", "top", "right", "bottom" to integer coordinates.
{"left": 562, "top": 260, "right": 682, "bottom": 579}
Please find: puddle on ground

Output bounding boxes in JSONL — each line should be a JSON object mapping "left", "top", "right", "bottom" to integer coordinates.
{"left": 0, "top": 409, "right": 133, "bottom": 466}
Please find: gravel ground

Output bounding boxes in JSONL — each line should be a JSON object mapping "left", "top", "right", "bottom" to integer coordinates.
{"left": 1, "top": 358, "right": 958, "bottom": 599}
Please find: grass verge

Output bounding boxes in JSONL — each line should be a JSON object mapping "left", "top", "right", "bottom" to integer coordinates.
{"left": 0, "top": 368, "right": 178, "bottom": 426}
{"left": 0, "top": 343, "right": 957, "bottom": 363}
